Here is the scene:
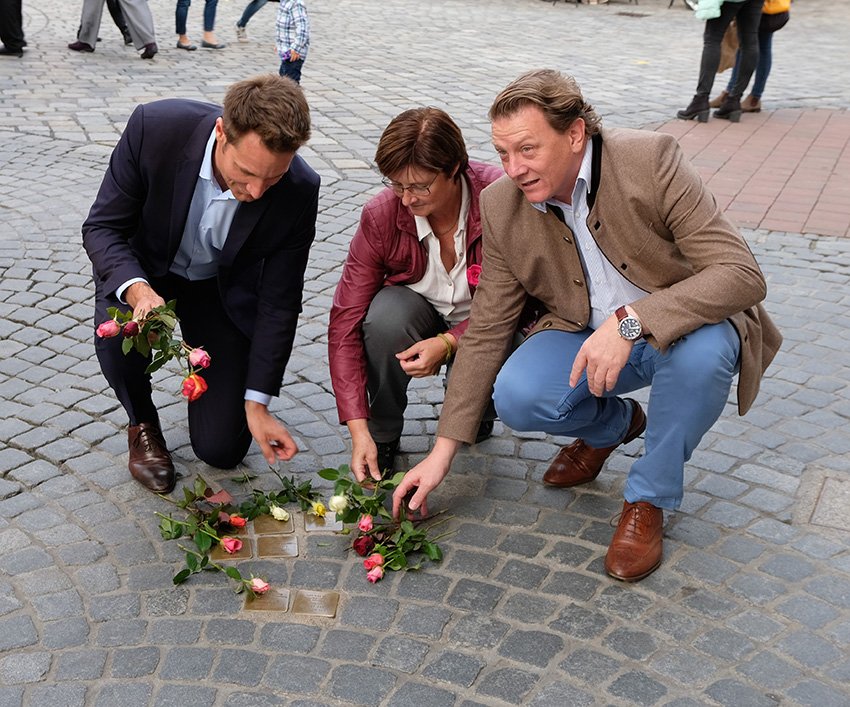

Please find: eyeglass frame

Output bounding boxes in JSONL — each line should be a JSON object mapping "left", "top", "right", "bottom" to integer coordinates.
{"left": 380, "top": 172, "right": 440, "bottom": 197}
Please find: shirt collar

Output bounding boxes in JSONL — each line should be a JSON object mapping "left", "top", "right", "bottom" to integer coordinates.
{"left": 413, "top": 175, "right": 470, "bottom": 242}
{"left": 201, "top": 128, "right": 236, "bottom": 199}
{"left": 531, "top": 138, "right": 594, "bottom": 214}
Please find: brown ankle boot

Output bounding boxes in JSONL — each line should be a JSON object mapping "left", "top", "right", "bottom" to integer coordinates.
{"left": 741, "top": 94, "right": 761, "bottom": 113}
{"left": 709, "top": 90, "right": 728, "bottom": 109}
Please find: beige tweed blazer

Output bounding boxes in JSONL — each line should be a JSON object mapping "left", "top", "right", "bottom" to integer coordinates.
{"left": 438, "top": 127, "right": 782, "bottom": 444}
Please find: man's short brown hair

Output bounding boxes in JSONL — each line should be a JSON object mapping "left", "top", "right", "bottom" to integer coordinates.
{"left": 222, "top": 74, "right": 311, "bottom": 153}
{"left": 489, "top": 69, "right": 602, "bottom": 137}
{"left": 374, "top": 107, "right": 469, "bottom": 180}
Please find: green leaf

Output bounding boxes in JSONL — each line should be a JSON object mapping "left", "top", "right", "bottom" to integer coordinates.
{"left": 423, "top": 542, "right": 442, "bottom": 561}
{"left": 400, "top": 520, "right": 415, "bottom": 536}
{"left": 121, "top": 337, "right": 133, "bottom": 355}
{"left": 186, "top": 553, "right": 199, "bottom": 571}
{"left": 194, "top": 532, "right": 213, "bottom": 554}
{"left": 135, "top": 336, "right": 151, "bottom": 358}
{"left": 224, "top": 566, "right": 242, "bottom": 580}
{"left": 317, "top": 468, "right": 340, "bottom": 481}
{"left": 173, "top": 569, "right": 191, "bottom": 585}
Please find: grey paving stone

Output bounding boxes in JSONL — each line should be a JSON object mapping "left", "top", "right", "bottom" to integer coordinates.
{"left": 318, "top": 629, "right": 375, "bottom": 661}
{"left": 395, "top": 571, "right": 452, "bottom": 601}
{"left": 159, "top": 647, "right": 215, "bottom": 680}
{"left": 204, "top": 618, "right": 257, "bottom": 645}
{"left": 54, "top": 649, "right": 107, "bottom": 681}
{"left": 497, "top": 532, "right": 547, "bottom": 558}
{"left": 447, "top": 613, "right": 510, "bottom": 649}
{"left": 500, "top": 592, "right": 559, "bottom": 622}
{"left": 372, "top": 636, "right": 431, "bottom": 673}
{"left": 110, "top": 647, "right": 161, "bottom": 678}
{"left": 259, "top": 623, "right": 321, "bottom": 653}
{"left": 550, "top": 603, "right": 611, "bottom": 639}
{"left": 542, "top": 570, "right": 602, "bottom": 602}
{"left": 528, "top": 681, "right": 595, "bottom": 707}
{"left": 0, "top": 687, "right": 22, "bottom": 707}
{"left": 327, "top": 664, "right": 397, "bottom": 705}
{"left": 704, "top": 678, "right": 781, "bottom": 707}
{"left": 777, "top": 630, "right": 843, "bottom": 668}
{"left": 804, "top": 574, "right": 850, "bottom": 610}
{"left": 446, "top": 578, "right": 504, "bottom": 612}
{"left": 475, "top": 667, "right": 538, "bottom": 705}
{"left": 396, "top": 605, "right": 452, "bottom": 639}
{"left": 385, "top": 681, "right": 457, "bottom": 707}
{"left": 0, "top": 615, "right": 37, "bottom": 651}
{"left": 736, "top": 651, "right": 803, "bottom": 690}
{"left": 0, "top": 652, "right": 51, "bottom": 684}
{"left": 787, "top": 680, "right": 850, "bottom": 707}
{"left": 92, "top": 683, "right": 153, "bottom": 707}
{"left": 775, "top": 594, "right": 840, "bottom": 629}
{"left": 422, "top": 650, "right": 485, "bottom": 687}
{"left": 40, "top": 616, "right": 90, "bottom": 649}
{"left": 445, "top": 548, "right": 499, "bottom": 577}
{"left": 498, "top": 629, "right": 564, "bottom": 668}
{"left": 607, "top": 671, "right": 668, "bottom": 706}
{"left": 212, "top": 649, "right": 269, "bottom": 687}
{"left": 263, "top": 656, "right": 331, "bottom": 695}
{"left": 152, "top": 685, "right": 217, "bottom": 707}
{"left": 449, "top": 523, "right": 501, "bottom": 548}
{"left": 727, "top": 573, "right": 787, "bottom": 605}
{"left": 339, "top": 595, "right": 399, "bottom": 631}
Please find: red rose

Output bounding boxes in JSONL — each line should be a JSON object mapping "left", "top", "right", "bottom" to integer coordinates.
{"left": 96, "top": 320, "right": 121, "bottom": 338}
{"left": 352, "top": 535, "right": 375, "bottom": 557}
{"left": 466, "top": 264, "right": 482, "bottom": 287}
{"left": 221, "top": 537, "right": 243, "bottom": 554}
{"left": 229, "top": 515, "right": 247, "bottom": 528}
{"left": 181, "top": 373, "right": 208, "bottom": 402}
{"left": 122, "top": 320, "right": 140, "bottom": 338}
{"left": 363, "top": 552, "right": 384, "bottom": 570}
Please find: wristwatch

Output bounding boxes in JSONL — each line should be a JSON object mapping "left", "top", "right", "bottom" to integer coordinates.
{"left": 615, "top": 306, "right": 642, "bottom": 341}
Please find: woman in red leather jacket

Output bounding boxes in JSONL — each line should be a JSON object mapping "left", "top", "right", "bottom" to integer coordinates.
{"left": 328, "top": 108, "right": 503, "bottom": 482}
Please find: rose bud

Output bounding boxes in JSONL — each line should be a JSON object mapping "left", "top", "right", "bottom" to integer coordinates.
{"left": 250, "top": 577, "right": 271, "bottom": 594}
{"left": 121, "top": 320, "right": 140, "bottom": 338}
{"left": 357, "top": 514, "right": 373, "bottom": 533}
{"left": 269, "top": 504, "right": 290, "bottom": 522}
{"left": 96, "top": 320, "right": 121, "bottom": 338}
{"left": 352, "top": 535, "right": 375, "bottom": 557}
{"left": 363, "top": 553, "right": 384, "bottom": 571}
{"left": 328, "top": 495, "right": 348, "bottom": 513}
{"left": 366, "top": 566, "right": 385, "bottom": 583}
{"left": 229, "top": 515, "right": 247, "bottom": 528}
{"left": 188, "top": 347, "right": 211, "bottom": 369}
{"left": 220, "top": 537, "right": 243, "bottom": 554}
{"left": 311, "top": 501, "right": 326, "bottom": 518}
{"left": 181, "top": 373, "right": 208, "bottom": 402}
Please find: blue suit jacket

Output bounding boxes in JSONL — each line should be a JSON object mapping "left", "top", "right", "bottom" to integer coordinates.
{"left": 82, "top": 98, "right": 320, "bottom": 397}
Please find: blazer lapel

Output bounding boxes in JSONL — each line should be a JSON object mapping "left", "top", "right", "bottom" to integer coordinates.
{"left": 220, "top": 198, "right": 270, "bottom": 267}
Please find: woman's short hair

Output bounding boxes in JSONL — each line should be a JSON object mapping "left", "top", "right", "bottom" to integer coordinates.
{"left": 222, "top": 74, "right": 311, "bottom": 153}
{"left": 489, "top": 69, "right": 602, "bottom": 137}
{"left": 375, "top": 107, "right": 469, "bottom": 180}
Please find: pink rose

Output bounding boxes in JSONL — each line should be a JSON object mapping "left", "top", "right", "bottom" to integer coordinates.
{"left": 466, "top": 264, "right": 482, "bottom": 287}
{"left": 122, "top": 320, "right": 140, "bottom": 338}
{"left": 221, "top": 537, "right": 243, "bottom": 554}
{"left": 188, "top": 347, "right": 211, "bottom": 369}
{"left": 363, "top": 553, "right": 384, "bottom": 571}
{"left": 357, "top": 515, "right": 373, "bottom": 533}
{"left": 352, "top": 535, "right": 375, "bottom": 556}
{"left": 96, "top": 320, "right": 121, "bottom": 338}
{"left": 228, "top": 515, "right": 247, "bottom": 528}
{"left": 250, "top": 577, "right": 270, "bottom": 594}
{"left": 366, "top": 566, "right": 385, "bottom": 583}
{"left": 181, "top": 373, "right": 208, "bottom": 402}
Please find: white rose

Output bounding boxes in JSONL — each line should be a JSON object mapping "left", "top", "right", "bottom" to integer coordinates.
{"left": 328, "top": 495, "right": 348, "bottom": 513}
{"left": 269, "top": 504, "right": 290, "bottom": 522}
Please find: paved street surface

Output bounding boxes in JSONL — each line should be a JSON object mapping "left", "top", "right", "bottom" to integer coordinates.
{"left": 2, "top": 1, "right": 849, "bottom": 705}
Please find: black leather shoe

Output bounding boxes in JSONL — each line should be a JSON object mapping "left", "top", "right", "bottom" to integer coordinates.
{"left": 140, "top": 42, "right": 157, "bottom": 59}
{"left": 714, "top": 94, "right": 742, "bottom": 122}
{"left": 475, "top": 420, "right": 494, "bottom": 444}
{"left": 0, "top": 46, "right": 24, "bottom": 57}
{"left": 68, "top": 41, "right": 95, "bottom": 52}
{"left": 376, "top": 438, "right": 400, "bottom": 476}
{"left": 128, "top": 423, "right": 175, "bottom": 493}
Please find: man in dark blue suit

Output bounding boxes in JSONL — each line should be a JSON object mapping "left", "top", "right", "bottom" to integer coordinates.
{"left": 83, "top": 75, "right": 320, "bottom": 493}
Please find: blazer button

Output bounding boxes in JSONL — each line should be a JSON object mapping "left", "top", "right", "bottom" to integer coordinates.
{"left": 573, "top": 279, "right": 583, "bottom": 287}
{"left": 542, "top": 321, "right": 552, "bottom": 329}
{"left": 563, "top": 236, "right": 572, "bottom": 244}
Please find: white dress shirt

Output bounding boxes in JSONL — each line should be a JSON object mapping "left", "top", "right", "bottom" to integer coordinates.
{"left": 533, "top": 140, "right": 647, "bottom": 330}
{"left": 405, "top": 177, "right": 473, "bottom": 326}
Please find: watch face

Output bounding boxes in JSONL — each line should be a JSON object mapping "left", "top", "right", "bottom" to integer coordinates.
{"left": 618, "top": 317, "right": 642, "bottom": 340}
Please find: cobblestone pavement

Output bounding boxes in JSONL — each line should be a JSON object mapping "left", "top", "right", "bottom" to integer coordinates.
{"left": 2, "top": 0, "right": 849, "bottom": 705}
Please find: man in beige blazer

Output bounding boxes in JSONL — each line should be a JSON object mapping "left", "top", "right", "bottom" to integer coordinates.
{"left": 393, "top": 69, "right": 781, "bottom": 582}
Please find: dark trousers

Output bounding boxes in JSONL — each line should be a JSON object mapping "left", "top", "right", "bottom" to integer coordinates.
{"left": 0, "top": 0, "right": 25, "bottom": 51}
{"left": 279, "top": 57, "right": 304, "bottom": 83}
{"left": 362, "top": 286, "right": 496, "bottom": 443}
{"left": 94, "top": 274, "right": 253, "bottom": 468}
{"left": 696, "top": 0, "right": 763, "bottom": 99}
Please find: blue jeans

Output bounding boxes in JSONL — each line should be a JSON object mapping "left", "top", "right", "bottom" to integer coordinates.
{"left": 493, "top": 322, "right": 741, "bottom": 510}
{"left": 237, "top": 0, "right": 266, "bottom": 28}
{"left": 176, "top": 0, "right": 218, "bottom": 34}
{"left": 280, "top": 57, "right": 304, "bottom": 83}
{"left": 726, "top": 29, "right": 773, "bottom": 99}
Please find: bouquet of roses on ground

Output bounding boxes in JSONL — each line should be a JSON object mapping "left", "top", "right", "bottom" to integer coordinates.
{"left": 318, "top": 466, "right": 450, "bottom": 583}
{"left": 96, "top": 300, "right": 211, "bottom": 401}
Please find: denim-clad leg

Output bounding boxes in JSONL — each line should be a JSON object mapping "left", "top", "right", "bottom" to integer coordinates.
{"left": 493, "top": 322, "right": 740, "bottom": 510}
{"left": 202, "top": 0, "right": 218, "bottom": 32}
{"left": 238, "top": 0, "right": 266, "bottom": 27}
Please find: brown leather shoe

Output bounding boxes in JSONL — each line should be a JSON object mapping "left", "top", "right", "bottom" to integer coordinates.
{"left": 543, "top": 399, "right": 646, "bottom": 488}
{"left": 128, "top": 423, "right": 175, "bottom": 493}
{"left": 741, "top": 94, "right": 761, "bottom": 113}
{"left": 605, "top": 501, "right": 663, "bottom": 582}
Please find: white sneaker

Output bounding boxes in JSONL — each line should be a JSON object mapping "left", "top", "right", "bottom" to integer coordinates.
{"left": 235, "top": 23, "right": 247, "bottom": 41}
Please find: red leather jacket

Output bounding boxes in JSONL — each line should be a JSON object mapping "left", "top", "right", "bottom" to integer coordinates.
{"left": 328, "top": 161, "right": 503, "bottom": 424}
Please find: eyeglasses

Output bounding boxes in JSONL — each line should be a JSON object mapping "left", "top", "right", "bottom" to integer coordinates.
{"left": 381, "top": 173, "right": 439, "bottom": 197}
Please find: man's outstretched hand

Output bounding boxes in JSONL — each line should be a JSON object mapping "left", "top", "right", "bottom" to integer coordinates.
{"left": 124, "top": 281, "right": 166, "bottom": 320}
{"left": 391, "top": 437, "right": 460, "bottom": 519}
{"left": 246, "top": 400, "right": 298, "bottom": 465}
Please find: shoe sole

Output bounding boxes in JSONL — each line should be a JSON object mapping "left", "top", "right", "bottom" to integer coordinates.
{"left": 605, "top": 557, "right": 662, "bottom": 582}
